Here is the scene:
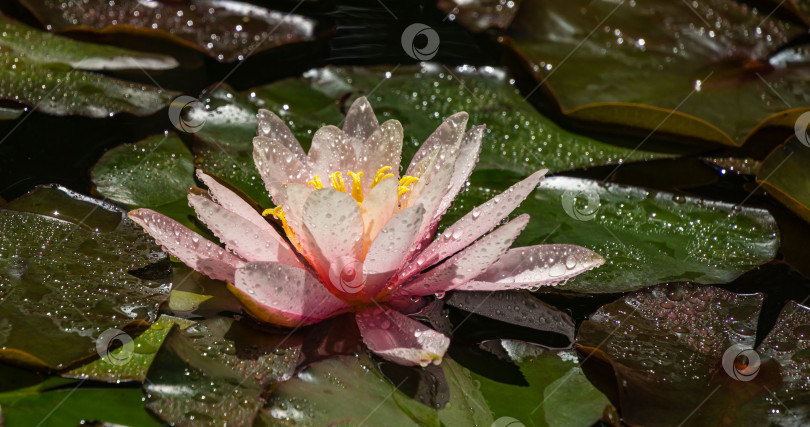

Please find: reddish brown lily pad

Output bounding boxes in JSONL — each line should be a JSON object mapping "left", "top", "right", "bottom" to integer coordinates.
{"left": 20, "top": 0, "right": 316, "bottom": 62}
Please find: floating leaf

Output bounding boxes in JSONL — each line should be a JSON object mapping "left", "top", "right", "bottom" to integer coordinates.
{"left": 169, "top": 291, "right": 213, "bottom": 312}
{"left": 0, "top": 185, "right": 170, "bottom": 369}
{"left": 508, "top": 0, "right": 810, "bottom": 145}
{"left": 445, "top": 174, "right": 779, "bottom": 293}
{"left": 703, "top": 156, "right": 762, "bottom": 175}
{"left": 471, "top": 343, "right": 611, "bottom": 427}
{"left": 0, "top": 13, "right": 177, "bottom": 70}
{"left": 260, "top": 354, "right": 493, "bottom": 426}
{"left": 167, "top": 263, "right": 243, "bottom": 318}
{"left": 144, "top": 318, "right": 302, "bottom": 426}
{"left": 0, "top": 377, "right": 161, "bottom": 426}
{"left": 64, "top": 315, "right": 193, "bottom": 383}
{"left": 20, "top": 0, "right": 316, "bottom": 62}
{"left": 757, "top": 137, "right": 810, "bottom": 224}
{"left": 194, "top": 64, "right": 687, "bottom": 206}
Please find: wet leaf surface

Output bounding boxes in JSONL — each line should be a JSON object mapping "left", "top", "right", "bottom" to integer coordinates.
{"left": 0, "top": 13, "right": 177, "bottom": 70}
{"left": 445, "top": 174, "right": 779, "bottom": 293}
{"left": 470, "top": 342, "right": 611, "bottom": 427}
{"left": 757, "top": 137, "right": 810, "bottom": 224}
{"left": 0, "top": 185, "right": 170, "bottom": 369}
{"left": 64, "top": 315, "right": 193, "bottom": 383}
{"left": 576, "top": 282, "right": 768, "bottom": 426}
{"left": 20, "top": 0, "right": 316, "bottom": 62}
{"left": 260, "top": 353, "right": 493, "bottom": 426}
{"left": 437, "top": 0, "right": 521, "bottom": 32}
{"left": 143, "top": 317, "right": 303, "bottom": 426}
{"left": 194, "top": 64, "right": 687, "bottom": 206}
{"left": 508, "top": 0, "right": 810, "bottom": 145}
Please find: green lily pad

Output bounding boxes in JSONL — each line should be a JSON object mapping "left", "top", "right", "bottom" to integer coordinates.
{"left": 20, "top": 0, "right": 316, "bottom": 62}
{"left": 445, "top": 174, "right": 779, "bottom": 293}
{"left": 260, "top": 354, "right": 493, "bottom": 426}
{"left": 757, "top": 137, "right": 810, "bottom": 224}
{"left": 169, "top": 291, "right": 214, "bottom": 312}
{"left": 91, "top": 133, "right": 201, "bottom": 230}
{"left": 144, "top": 317, "right": 302, "bottom": 426}
{"left": 0, "top": 13, "right": 177, "bottom": 70}
{"left": 471, "top": 342, "right": 611, "bottom": 427}
{"left": 508, "top": 0, "right": 810, "bottom": 146}
{"left": 0, "top": 376, "right": 161, "bottom": 427}
{"left": 64, "top": 315, "right": 193, "bottom": 383}
{"left": 0, "top": 185, "right": 170, "bottom": 369}
{"left": 194, "top": 64, "right": 688, "bottom": 207}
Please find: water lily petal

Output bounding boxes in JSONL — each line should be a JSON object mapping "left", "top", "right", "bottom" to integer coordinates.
{"left": 128, "top": 208, "right": 243, "bottom": 282}
{"left": 409, "top": 166, "right": 454, "bottom": 252}
{"left": 301, "top": 188, "right": 364, "bottom": 291}
{"left": 355, "top": 306, "right": 450, "bottom": 367}
{"left": 435, "top": 125, "right": 484, "bottom": 223}
{"left": 196, "top": 170, "right": 290, "bottom": 246}
{"left": 405, "top": 112, "right": 468, "bottom": 178}
{"left": 307, "top": 125, "right": 356, "bottom": 181}
{"left": 257, "top": 109, "right": 307, "bottom": 162}
{"left": 188, "top": 194, "right": 300, "bottom": 266}
{"left": 253, "top": 135, "right": 311, "bottom": 203}
{"left": 393, "top": 214, "right": 529, "bottom": 297}
{"left": 231, "top": 262, "right": 350, "bottom": 327}
{"left": 362, "top": 205, "right": 426, "bottom": 300}
{"left": 399, "top": 147, "right": 440, "bottom": 209}
{"left": 358, "top": 120, "right": 403, "bottom": 189}
{"left": 360, "top": 177, "right": 399, "bottom": 250}
{"left": 405, "top": 169, "right": 547, "bottom": 279}
{"left": 460, "top": 244, "right": 604, "bottom": 291}
{"left": 343, "top": 96, "right": 379, "bottom": 149}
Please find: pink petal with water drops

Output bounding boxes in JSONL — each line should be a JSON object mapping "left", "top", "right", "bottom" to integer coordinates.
{"left": 257, "top": 109, "right": 307, "bottom": 162}
{"left": 399, "top": 147, "right": 440, "bottom": 209}
{"left": 188, "top": 194, "right": 300, "bottom": 266}
{"left": 461, "top": 244, "right": 604, "bottom": 291}
{"left": 362, "top": 205, "right": 425, "bottom": 300}
{"left": 342, "top": 96, "right": 379, "bottom": 150}
{"left": 127, "top": 208, "right": 243, "bottom": 282}
{"left": 392, "top": 214, "right": 529, "bottom": 298}
{"left": 301, "top": 189, "right": 364, "bottom": 292}
{"left": 307, "top": 125, "right": 356, "bottom": 180}
{"left": 403, "top": 169, "right": 547, "bottom": 280}
{"left": 196, "top": 170, "right": 292, "bottom": 249}
{"left": 355, "top": 306, "right": 450, "bottom": 367}
{"left": 232, "top": 262, "right": 350, "bottom": 327}
{"left": 357, "top": 120, "right": 403, "bottom": 190}
{"left": 253, "top": 135, "right": 311, "bottom": 203}
{"left": 360, "top": 177, "right": 399, "bottom": 250}
{"left": 405, "top": 112, "right": 468, "bottom": 178}
{"left": 433, "top": 125, "right": 484, "bottom": 223}
{"left": 408, "top": 165, "right": 454, "bottom": 251}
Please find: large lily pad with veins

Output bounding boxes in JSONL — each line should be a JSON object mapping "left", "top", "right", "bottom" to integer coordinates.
{"left": 0, "top": 185, "right": 170, "bottom": 369}
{"left": 193, "top": 64, "right": 689, "bottom": 206}
{"left": 507, "top": 0, "right": 810, "bottom": 146}
{"left": 577, "top": 283, "right": 810, "bottom": 426}
{"left": 19, "top": 0, "right": 316, "bottom": 62}
{"left": 757, "top": 137, "right": 810, "bottom": 224}
{"left": 444, "top": 173, "right": 779, "bottom": 293}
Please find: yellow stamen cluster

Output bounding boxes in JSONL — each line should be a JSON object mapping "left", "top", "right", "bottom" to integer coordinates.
{"left": 306, "top": 166, "right": 419, "bottom": 205}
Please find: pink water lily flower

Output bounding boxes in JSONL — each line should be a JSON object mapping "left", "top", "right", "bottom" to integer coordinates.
{"left": 128, "top": 97, "right": 603, "bottom": 367}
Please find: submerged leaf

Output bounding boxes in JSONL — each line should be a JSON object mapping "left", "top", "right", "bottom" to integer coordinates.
{"left": 508, "top": 0, "right": 810, "bottom": 145}
{"left": 0, "top": 185, "right": 170, "bottom": 369}
{"left": 20, "top": 0, "right": 316, "bottom": 62}
{"left": 446, "top": 174, "right": 779, "bottom": 293}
